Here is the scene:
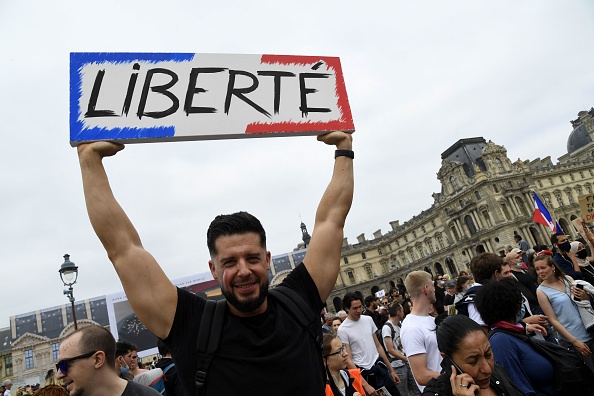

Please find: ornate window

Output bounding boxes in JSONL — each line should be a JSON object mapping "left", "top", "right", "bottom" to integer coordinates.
{"left": 465, "top": 215, "right": 477, "bottom": 235}
{"left": 347, "top": 271, "right": 355, "bottom": 284}
{"left": 416, "top": 244, "right": 424, "bottom": 258}
{"left": 515, "top": 197, "right": 527, "bottom": 216}
{"left": 450, "top": 226, "right": 460, "bottom": 241}
{"left": 475, "top": 191, "right": 481, "bottom": 200}
{"left": 381, "top": 262, "right": 389, "bottom": 274}
{"left": 343, "top": 257, "right": 349, "bottom": 264}
{"left": 25, "top": 349, "right": 34, "bottom": 370}
{"left": 450, "top": 176, "right": 459, "bottom": 192}
{"left": 493, "top": 184, "right": 499, "bottom": 193}
{"left": 482, "top": 210, "right": 492, "bottom": 227}
{"left": 500, "top": 203, "right": 511, "bottom": 221}
{"left": 555, "top": 192, "right": 563, "bottom": 206}
{"left": 52, "top": 342, "right": 59, "bottom": 362}
{"left": 364, "top": 265, "right": 373, "bottom": 279}
{"left": 361, "top": 252, "right": 366, "bottom": 260}
{"left": 436, "top": 234, "right": 445, "bottom": 250}
{"left": 495, "top": 158, "right": 505, "bottom": 172}
{"left": 399, "top": 252, "right": 407, "bottom": 265}
{"left": 426, "top": 238, "right": 434, "bottom": 253}
{"left": 566, "top": 190, "right": 574, "bottom": 204}
{"left": 5, "top": 355, "right": 12, "bottom": 376}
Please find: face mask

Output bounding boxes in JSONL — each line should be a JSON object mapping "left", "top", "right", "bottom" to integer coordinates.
{"left": 515, "top": 304, "right": 526, "bottom": 324}
{"left": 558, "top": 241, "right": 571, "bottom": 252}
{"left": 515, "top": 262, "right": 524, "bottom": 268}
{"left": 120, "top": 359, "right": 130, "bottom": 374}
{"left": 440, "top": 281, "right": 445, "bottom": 286}
{"left": 577, "top": 250, "right": 588, "bottom": 260}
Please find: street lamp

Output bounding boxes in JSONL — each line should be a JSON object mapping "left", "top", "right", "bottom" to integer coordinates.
{"left": 59, "top": 254, "right": 79, "bottom": 330}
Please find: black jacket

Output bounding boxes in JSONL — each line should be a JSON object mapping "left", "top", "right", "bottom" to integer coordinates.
{"left": 422, "top": 364, "right": 526, "bottom": 396}
{"left": 155, "top": 357, "right": 188, "bottom": 396}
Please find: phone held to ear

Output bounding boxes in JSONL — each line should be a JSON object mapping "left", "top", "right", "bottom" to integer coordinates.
{"left": 443, "top": 355, "right": 479, "bottom": 395}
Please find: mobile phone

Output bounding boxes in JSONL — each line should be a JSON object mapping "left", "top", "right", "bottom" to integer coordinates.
{"left": 443, "top": 355, "right": 478, "bottom": 395}
{"left": 443, "top": 355, "right": 465, "bottom": 375}
{"left": 575, "top": 284, "right": 584, "bottom": 301}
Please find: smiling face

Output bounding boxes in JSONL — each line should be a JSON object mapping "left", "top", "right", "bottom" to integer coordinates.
{"left": 209, "top": 232, "right": 271, "bottom": 317}
{"left": 449, "top": 331, "right": 494, "bottom": 389}
{"left": 346, "top": 299, "right": 363, "bottom": 321}
{"left": 55, "top": 334, "right": 96, "bottom": 396}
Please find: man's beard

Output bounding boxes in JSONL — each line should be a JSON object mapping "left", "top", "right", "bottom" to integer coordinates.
{"left": 223, "top": 280, "right": 269, "bottom": 313}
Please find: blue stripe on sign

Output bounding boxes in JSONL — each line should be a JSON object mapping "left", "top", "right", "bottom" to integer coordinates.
{"left": 69, "top": 52, "right": 195, "bottom": 144}
{"left": 70, "top": 126, "right": 175, "bottom": 142}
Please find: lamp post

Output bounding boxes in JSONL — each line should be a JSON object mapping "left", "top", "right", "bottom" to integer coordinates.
{"left": 59, "top": 254, "right": 79, "bottom": 330}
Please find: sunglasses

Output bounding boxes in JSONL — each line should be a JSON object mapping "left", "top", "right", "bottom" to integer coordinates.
{"left": 56, "top": 351, "right": 97, "bottom": 375}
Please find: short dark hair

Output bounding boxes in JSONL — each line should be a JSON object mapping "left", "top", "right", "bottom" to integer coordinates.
{"left": 550, "top": 232, "right": 564, "bottom": 246}
{"left": 470, "top": 253, "right": 503, "bottom": 283}
{"left": 64, "top": 325, "right": 117, "bottom": 368}
{"left": 342, "top": 293, "right": 363, "bottom": 310}
{"left": 206, "top": 211, "right": 266, "bottom": 256}
{"left": 514, "top": 235, "right": 522, "bottom": 241}
{"left": 388, "top": 303, "right": 402, "bottom": 317}
{"left": 474, "top": 279, "right": 522, "bottom": 326}
{"left": 115, "top": 340, "right": 136, "bottom": 358}
{"left": 364, "top": 295, "right": 377, "bottom": 308}
{"left": 157, "top": 339, "right": 169, "bottom": 356}
{"left": 436, "top": 315, "right": 484, "bottom": 357}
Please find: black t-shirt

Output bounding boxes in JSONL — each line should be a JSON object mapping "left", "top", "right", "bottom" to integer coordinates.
{"left": 164, "top": 262, "right": 325, "bottom": 396}
{"left": 121, "top": 380, "right": 161, "bottom": 396}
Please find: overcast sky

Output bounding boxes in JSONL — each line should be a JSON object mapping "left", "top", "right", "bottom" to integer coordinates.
{"left": 1, "top": 0, "right": 593, "bottom": 328}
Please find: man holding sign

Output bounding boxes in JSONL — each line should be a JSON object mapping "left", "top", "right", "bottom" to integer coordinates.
{"left": 77, "top": 131, "right": 354, "bottom": 395}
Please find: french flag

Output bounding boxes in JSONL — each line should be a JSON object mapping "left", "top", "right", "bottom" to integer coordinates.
{"left": 533, "top": 192, "right": 557, "bottom": 232}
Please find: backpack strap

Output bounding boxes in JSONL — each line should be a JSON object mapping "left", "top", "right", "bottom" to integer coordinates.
{"left": 268, "top": 286, "right": 323, "bottom": 351}
{"left": 163, "top": 362, "right": 175, "bottom": 374}
{"left": 195, "top": 299, "right": 227, "bottom": 396}
{"left": 383, "top": 322, "right": 396, "bottom": 362}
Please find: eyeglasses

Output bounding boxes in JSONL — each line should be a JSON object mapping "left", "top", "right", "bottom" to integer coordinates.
{"left": 325, "top": 345, "right": 346, "bottom": 357}
{"left": 56, "top": 351, "right": 97, "bottom": 375}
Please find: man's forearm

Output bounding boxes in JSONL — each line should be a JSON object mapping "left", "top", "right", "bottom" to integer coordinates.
{"left": 79, "top": 149, "right": 142, "bottom": 260}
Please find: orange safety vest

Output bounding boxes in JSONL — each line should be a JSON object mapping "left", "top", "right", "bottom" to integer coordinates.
{"left": 325, "top": 368, "right": 365, "bottom": 396}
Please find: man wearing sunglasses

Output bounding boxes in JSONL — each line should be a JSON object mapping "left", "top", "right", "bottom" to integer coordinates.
{"left": 56, "top": 325, "right": 160, "bottom": 395}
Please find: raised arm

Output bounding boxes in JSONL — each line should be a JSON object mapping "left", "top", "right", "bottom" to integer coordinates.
{"left": 303, "top": 131, "right": 354, "bottom": 301}
{"left": 78, "top": 142, "right": 177, "bottom": 339}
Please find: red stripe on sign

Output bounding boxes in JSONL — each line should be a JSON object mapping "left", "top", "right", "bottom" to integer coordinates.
{"left": 246, "top": 54, "right": 354, "bottom": 134}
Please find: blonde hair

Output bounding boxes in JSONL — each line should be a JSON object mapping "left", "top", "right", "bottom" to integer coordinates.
{"left": 404, "top": 271, "right": 432, "bottom": 299}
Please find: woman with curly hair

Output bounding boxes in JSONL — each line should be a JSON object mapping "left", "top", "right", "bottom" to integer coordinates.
{"left": 32, "top": 385, "right": 68, "bottom": 396}
{"left": 475, "top": 279, "right": 556, "bottom": 395}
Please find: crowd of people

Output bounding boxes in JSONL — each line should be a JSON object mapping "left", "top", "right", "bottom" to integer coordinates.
{"left": 323, "top": 224, "right": 594, "bottom": 395}
{"left": 63, "top": 130, "right": 594, "bottom": 396}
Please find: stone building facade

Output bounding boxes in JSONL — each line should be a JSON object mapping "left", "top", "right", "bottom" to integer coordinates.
{"left": 325, "top": 109, "right": 594, "bottom": 312}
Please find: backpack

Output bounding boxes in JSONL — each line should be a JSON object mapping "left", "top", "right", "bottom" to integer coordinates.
{"left": 454, "top": 285, "right": 481, "bottom": 316}
{"left": 488, "top": 328, "right": 594, "bottom": 395}
{"left": 148, "top": 363, "right": 175, "bottom": 395}
{"left": 194, "top": 285, "right": 323, "bottom": 396}
{"left": 381, "top": 321, "right": 396, "bottom": 362}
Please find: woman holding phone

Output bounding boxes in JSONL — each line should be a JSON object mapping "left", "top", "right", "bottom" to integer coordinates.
{"left": 422, "top": 315, "right": 525, "bottom": 396}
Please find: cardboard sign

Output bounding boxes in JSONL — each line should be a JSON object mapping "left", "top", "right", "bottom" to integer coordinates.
{"left": 579, "top": 194, "right": 594, "bottom": 223}
{"left": 70, "top": 53, "right": 354, "bottom": 146}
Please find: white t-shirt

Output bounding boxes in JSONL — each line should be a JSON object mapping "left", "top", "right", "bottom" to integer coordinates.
{"left": 400, "top": 314, "right": 442, "bottom": 392}
{"left": 382, "top": 320, "right": 405, "bottom": 368}
{"left": 337, "top": 315, "right": 379, "bottom": 370}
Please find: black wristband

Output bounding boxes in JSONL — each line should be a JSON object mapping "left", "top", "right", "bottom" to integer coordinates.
{"left": 335, "top": 150, "right": 354, "bottom": 159}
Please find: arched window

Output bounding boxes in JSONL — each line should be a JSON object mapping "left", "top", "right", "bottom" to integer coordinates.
{"left": 465, "top": 215, "right": 478, "bottom": 235}
{"left": 515, "top": 197, "right": 527, "bottom": 216}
